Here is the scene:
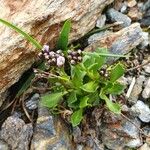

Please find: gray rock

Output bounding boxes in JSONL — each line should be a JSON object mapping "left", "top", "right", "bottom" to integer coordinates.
{"left": 100, "top": 111, "right": 142, "bottom": 149}
{"left": 107, "top": 8, "right": 131, "bottom": 27}
{"left": 139, "top": 32, "right": 149, "bottom": 49}
{"left": 131, "top": 100, "right": 150, "bottom": 122}
{"left": 0, "top": 115, "right": 33, "bottom": 150}
{"left": 85, "top": 23, "right": 144, "bottom": 64}
{"left": 128, "top": 76, "right": 144, "bottom": 104}
{"left": 25, "top": 93, "right": 40, "bottom": 110}
{"left": 88, "top": 31, "right": 111, "bottom": 45}
{"left": 96, "top": 14, "right": 106, "bottom": 28}
{"left": 143, "top": 60, "right": 150, "bottom": 74}
{"left": 0, "top": 140, "right": 9, "bottom": 150}
{"left": 142, "top": 78, "right": 150, "bottom": 99}
{"left": 120, "top": 3, "right": 127, "bottom": 14}
{"left": 31, "top": 106, "right": 73, "bottom": 150}
{"left": 142, "top": 0, "right": 150, "bottom": 12}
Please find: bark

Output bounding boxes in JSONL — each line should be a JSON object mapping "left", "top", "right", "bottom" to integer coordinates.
{"left": 0, "top": 0, "right": 113, "bottom": 105}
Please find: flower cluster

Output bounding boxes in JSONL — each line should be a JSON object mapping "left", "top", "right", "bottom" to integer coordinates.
{"left": 38, "top": 45, "right": 65, "bottom": 68}
{"left": 99, "top": 66, "right": 109, "bottom": 78}
{"left": 67, "top": 49, "right": 83, "bottom": 65}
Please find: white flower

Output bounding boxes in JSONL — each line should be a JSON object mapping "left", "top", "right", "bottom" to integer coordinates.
{"left": 42, "top": 45, "right": 49, "bottom": 52}
{"left": 57, "top": 56, "right": 65, "bottom": 67}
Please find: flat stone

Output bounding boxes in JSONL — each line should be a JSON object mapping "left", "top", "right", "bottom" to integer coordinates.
{"left": 143, "top": 59, "right": 150, "bottom": 74}
{"left": 131, "top": 100, "right": 150, "bottom": 123}
{"left": 96, "top": 14, "right": 106, "bottom": 28}
{"left": 128, "top": 76, "right": 144, "bottom": 104}
{"left": 85, "top": 23, "right": 144, "bottom": 63}
{"left": 107, "top": 8, "right": 131, "bottom": 27}
{"left": 100, "top": 111, "right": 142, "bottom": 149}
{"left": 88, "top": 31, "right": 111, "bottom": 45}
{"left": 31, "top": 106, "right": 73, "bottom": 150}
{"left": 0, "top": 115, "right": 33, "bottom": 150}
{"left": 142, "top": 78, "right": 150, "bottom": 99}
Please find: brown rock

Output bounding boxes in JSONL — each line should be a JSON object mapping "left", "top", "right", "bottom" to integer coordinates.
{"left": 128, "top": 7, "right": 142, "bottom": 21}
{"left": 0, "top": 0, "right": 113, "bottom": 105}
{"left": 100, "top": 111, "right": 142, "bottom": 149}
{"left": 85, "top": 23, "right": 144, "bottom": 61}
{"left": 127, "top": 0, "right": 137, "bottom": 8}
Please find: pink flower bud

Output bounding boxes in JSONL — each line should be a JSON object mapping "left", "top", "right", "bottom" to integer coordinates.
{"left": 57, "top": 56, "right": 65, "bottom": 67}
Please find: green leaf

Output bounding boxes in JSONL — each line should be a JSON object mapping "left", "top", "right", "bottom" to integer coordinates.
{"left": 16, "top": 73, "right": 35, "bottom": 98}
{"left": 105, "top": 97, "right": 121, "bottom": 114}
{"left": 81, "top": 81, "right": 99, "bottom": 93}
{"left": 79, "top": 96, "right": 91, "bottom": 108}
{"left": 41, "top": 92, "right": 67, "bottom": 108}
{"left": 99, "top": 90, "right": 121, "bottom": 114}
{"left": 0, "top": 18, "right": 42, "bottom": 49}
{"left": 67, "top": 91, "right": 77, "bottom": 107}
{"left": 88, "top": 92, "right": 100, "bottom": 106}
{"left": 83, "top": 55, "right": 95, "bottom": 68}
{"left": 71, "top": 65, "right": 86, "bottom": 87}
{"left": 71, "top": 109, "right": 83, "bottom": 127}
{"left": 107, "top": 82, "right": 125, "bottom": 95}
{"left": 110, "top": 63, "right": 125, "bottom": 83}
{"left": 57, "top": 20, "right": 71, "bottom": 51}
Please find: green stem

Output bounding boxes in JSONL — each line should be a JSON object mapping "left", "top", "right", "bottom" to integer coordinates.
{"left": 83, "top": 51, "right": 130, "bottom": 58}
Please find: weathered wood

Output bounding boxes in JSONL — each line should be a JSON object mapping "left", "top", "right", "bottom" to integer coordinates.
{"left": 0, "top": 0, "right": 113, "bottom": 105}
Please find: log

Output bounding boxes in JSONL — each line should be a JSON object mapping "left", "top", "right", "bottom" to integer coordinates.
{"left": 0, "top": 0, "right": 113, "bottom": 105}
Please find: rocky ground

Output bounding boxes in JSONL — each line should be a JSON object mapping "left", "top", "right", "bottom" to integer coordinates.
{"left": 0, "top": 0, "right": 150, "bottom": 150}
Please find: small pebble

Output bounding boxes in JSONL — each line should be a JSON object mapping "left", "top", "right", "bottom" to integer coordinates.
{"left": 142, "top": 78, "right": 150, "bottom": 99}
{"left": 96, "top": 14, "right": 106, "bottom": 28}
{"left": 25, "top": 93, "right": 40, "bottom": 110}
{"left": 131, "top": 100, "right": 150, "bottom": 122}
{"left": 127, "top": 0, "right": 137, "bottom": 8}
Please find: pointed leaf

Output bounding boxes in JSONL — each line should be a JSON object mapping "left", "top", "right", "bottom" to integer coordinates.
{"left": 41, "top": 92, "right": 67, "bottom": 108}
{"left": 57, "top": 20, "right": 71, "bottom": 51}
{"left": 110, "top": 63, "right": 125, "bottom": 83}
{"left": 83, "top": 55, "right": 95, "bottom": 68}
{"left": 67, "top": 91, "right": 77, "bottom": 107}
{"left": 71, "top": 109, "right": 83, "bottom": 127}
{"left": 79, "top": 96, "right": 91, "bottom": 108}
{"left": 0, "top": 18, "right": 42, "bottom": 49}
{"left": 99, "top": 90, "right": 121, "bottom": 114}
{"left": 81, "top": 81, "right": 99, "bottom": 93}
{"left": 107, "top": 82, "right": 125, "bottom": 95}
{"left": 71, "top": 65, "right": 86, "bottom": 87}
{"left": 105, "top": 97, "right": 121, "bottom": 114}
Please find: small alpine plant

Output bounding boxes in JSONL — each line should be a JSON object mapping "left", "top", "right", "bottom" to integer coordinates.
{"left": 0, "top": 19, "right": 126, "bottom": 127}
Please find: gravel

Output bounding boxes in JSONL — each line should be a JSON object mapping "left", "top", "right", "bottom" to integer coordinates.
{"left": 131, "top": 100, "right": 150, "bottom": 123}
